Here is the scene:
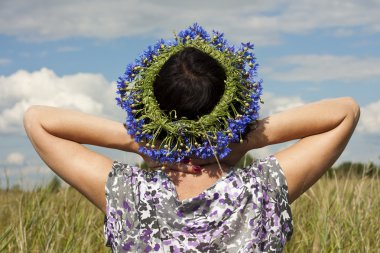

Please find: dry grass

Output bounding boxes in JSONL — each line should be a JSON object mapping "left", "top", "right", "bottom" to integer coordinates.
{"left": 284, "top": 174, "right": 380, "bottom": 253}
{"left": 0, "top": 171, "right": 379, "bottom": 252}
{"left": 0, "top": 187, "right": 106, "bottom": 253}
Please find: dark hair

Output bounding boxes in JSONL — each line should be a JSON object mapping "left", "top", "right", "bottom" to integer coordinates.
{"left": 153, "top": 47, "right": 226, "bottom": 120}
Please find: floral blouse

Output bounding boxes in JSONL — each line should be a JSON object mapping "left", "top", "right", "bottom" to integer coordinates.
{"left": 104, "top": 155, "right": 293, "bottom": 252}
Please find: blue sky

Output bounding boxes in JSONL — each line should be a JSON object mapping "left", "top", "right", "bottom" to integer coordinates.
{"left": 1, "top": 0, "right": 380, "bottom": 188}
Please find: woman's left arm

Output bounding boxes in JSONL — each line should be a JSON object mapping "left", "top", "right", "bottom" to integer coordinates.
{"left": 23, "top": 105, "right": 138, "bottom": 213}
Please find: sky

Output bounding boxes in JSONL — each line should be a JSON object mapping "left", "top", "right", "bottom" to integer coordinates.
{"left": 1, "top": 0, "right": 380, "bottom": 189}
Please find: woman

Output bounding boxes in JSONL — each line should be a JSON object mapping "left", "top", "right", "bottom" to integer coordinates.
{"left": 23, "top": 25, "right": 360, "bottom": 252}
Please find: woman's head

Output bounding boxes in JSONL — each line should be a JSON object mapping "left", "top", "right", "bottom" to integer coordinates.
{"left": 153, "top": 47, "right": 226, "bottom": 120}
{"left": 117, "top": 24, "right": 262, "bottom": 163}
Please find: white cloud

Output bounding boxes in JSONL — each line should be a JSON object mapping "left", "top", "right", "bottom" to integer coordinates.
{"left": 0, "top": 0, "right": 379, "bottom": 45}
{"left": 268, "top": 55, "right": 380, "bottom": 82}
{"left": 333, "top": 28, "right": 354, "bottom": 37}
{"left": 358, "top": 100, "right": 380, "bottom": 135}
{"left": 56, "top": 46, "right": 81, "bottom": 53}
{"left": 0, "top": 164, "right": 54, "bottom": 190}
{"left": 0, "top": 0, "right": 284, "bottom": 45}
{"left": 3, "top": 164, "right": 51, "bottom": 177}
{"left": 0, "top": 68, "right": 124, "bottom": 134}
{"left": 5, "top": 152, "right": 25, "bottom": 165}
{"left": 260, "top": 92, "right": 305, "bottom": 117}
{"left": 0, "top": 58, "right": 11, "bottom": 65}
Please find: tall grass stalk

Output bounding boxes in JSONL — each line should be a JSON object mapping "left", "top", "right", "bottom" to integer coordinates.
{"left": 0, "top": 187, "right": 107, "bottom": 253}
{"left": 0, "top": 169, "right": 379, "bottom": 252}
{"left": 284, "top": 171, "right": 379, "bottom": 252}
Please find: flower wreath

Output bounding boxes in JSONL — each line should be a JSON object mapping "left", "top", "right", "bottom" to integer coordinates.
{"left": 116, "top": 23, "right": 263, "bottom": 164}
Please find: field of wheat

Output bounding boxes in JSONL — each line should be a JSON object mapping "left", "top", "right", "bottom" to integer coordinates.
{"left": 0, "top": 170, "right": 379, "bottom": 253}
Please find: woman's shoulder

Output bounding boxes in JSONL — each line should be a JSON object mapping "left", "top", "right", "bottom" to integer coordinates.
{"left": 234, "top": 155, "right": 283, "bottom": 174}
{"left": 108, "top": 161, "right": 137, "bottom": 177}
{"left": 108, "top": 161, "right": 163, "bottom": 182}
{"left": 232, "top": 155, "right": 288, "bottom": 188}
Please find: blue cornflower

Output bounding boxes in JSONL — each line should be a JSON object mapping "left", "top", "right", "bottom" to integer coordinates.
{"left": 241, "top": 42, "right": 254, "bottom": 50}
{"left": 116, "top": 23, "right": 263, "bottom": 164}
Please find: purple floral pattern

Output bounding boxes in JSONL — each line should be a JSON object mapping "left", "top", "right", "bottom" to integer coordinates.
{"left": 104, "top": 156, "right": 292, "bottom": 252}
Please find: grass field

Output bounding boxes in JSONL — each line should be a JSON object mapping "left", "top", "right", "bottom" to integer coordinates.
{"left": 0, "top": 170, "right": 379, "bottom": 252}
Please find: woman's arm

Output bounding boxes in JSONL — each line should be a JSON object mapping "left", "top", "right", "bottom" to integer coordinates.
{"left": 244, "top": 97, "right": 360, "bottom": 203}
{"left": 23, "top": 105, "right": 139, "bottom": 213}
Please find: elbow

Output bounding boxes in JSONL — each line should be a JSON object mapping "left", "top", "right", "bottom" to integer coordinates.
{"left": 340, "top": 97, "right": 360, "bottom": 124}
{"left": 345, "top": 97, "right": 360, "bottom": 120}
{"left": 23, "top": 105, "right": 43, "bottom": 134}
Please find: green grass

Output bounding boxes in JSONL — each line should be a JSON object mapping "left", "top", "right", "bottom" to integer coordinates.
{"left": 0, "top": 171, "right": 379, "bottom": 252}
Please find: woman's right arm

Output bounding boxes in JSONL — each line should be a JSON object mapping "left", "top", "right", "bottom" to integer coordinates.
{"left": 245, "top": 97, "right": 360, "bottom": 203}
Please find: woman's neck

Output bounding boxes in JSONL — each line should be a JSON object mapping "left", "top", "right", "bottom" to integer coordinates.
{"left": 162, "top": 162, "right": 232, "bottom": 201}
